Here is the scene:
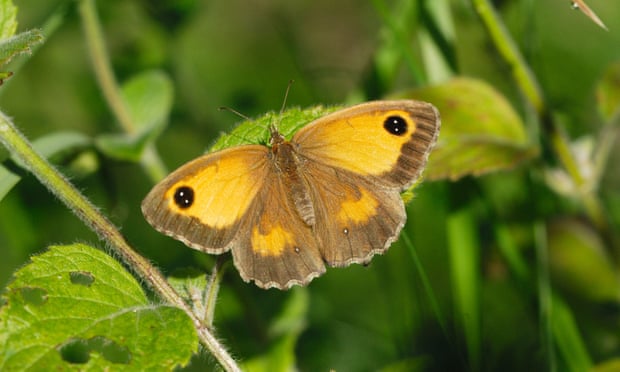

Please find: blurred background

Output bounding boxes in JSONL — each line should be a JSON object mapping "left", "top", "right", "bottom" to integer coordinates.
{"left": 1, "top": 0, "right": 620, "bottom": 370}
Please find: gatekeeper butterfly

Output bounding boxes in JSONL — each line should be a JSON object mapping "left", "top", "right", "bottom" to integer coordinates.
{"left": 142, "top": 100, "right": 440, "bottom": 289}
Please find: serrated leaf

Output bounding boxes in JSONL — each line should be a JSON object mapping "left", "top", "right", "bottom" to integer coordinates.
{"left": 0, "top": 29, "right": 43, "bottom": 67}
{"left": 394, "top": 78, "right": 538, "bottom": 180}
{"left": 122, "top": 69, "right": 173, "bottom": 137}
{"left": 596, "top": 61, "right": 620, "bottom": 122}
{"left": 0, "top": 0, "right": 17, "bottom": 39}
{"left": 210, "top": 105, "right": 341, "bottom": 152}
{"left": 0, "top": 243, "right": 198, "bottom": 371}
{"left": 547, "top": 219, "right": 620, "bottom": 302}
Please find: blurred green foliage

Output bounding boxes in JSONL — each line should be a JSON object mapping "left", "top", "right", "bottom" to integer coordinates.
{"left": 1, "top": 0, "right": 620, "bottom": 371}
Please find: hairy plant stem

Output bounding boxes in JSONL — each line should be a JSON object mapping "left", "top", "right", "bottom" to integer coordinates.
{"left": 75, "top": 0, "right": 237, "bottom": 366}
{"left": 0, "top": 112, "right": 240, "bottom": 372}
{"left": 78, "top": 0, "right": 167, "bottom": 183}
{"left": 471, "top": 0, "right": 608, "bottom": 233}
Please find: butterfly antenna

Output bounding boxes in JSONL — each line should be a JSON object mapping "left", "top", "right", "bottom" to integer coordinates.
{"left": 280, "top": 79, "right": 294, "bottom": 115}
{"left": 218, "top": 106, "right": 251, "bottom": 121}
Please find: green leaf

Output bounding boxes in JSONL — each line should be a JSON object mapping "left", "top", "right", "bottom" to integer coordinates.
{"left": 0, "top": 243, "right": 198, "bottom": 371}
{"left": 0, "top": 70, "right": 12, "bottom": 84}
{"left": 95, "top": 132, "right": 150, "bottom": 162}
{"left": 0, "top": 163, "right": 19, "bottom": 201}
{"left": 122, "top": 70, "right": 173, "bottom": 137}
{"left": 596, "top": 61, "right": 620, "bottom": 122}
{"left": 0, "top": 29, "right": 43, "bottom": 67}
{"left": 551, "top": 296, "right": 592, "bottom": 371}
{"left": 393, "top": 78, "right": 539, "bottom": 180}
{"left": 32, "top": 131, "right": 90, "bottom": 160}
{"left": 547, "top": 219, "right": 620, "bottom": 302}
{"left": 167, "top": 269, "right": 208, "bottom": 317}
{"left": 210, "top": 105, "right": 342, "bottom": 152}
{"left": 3, "top": 132, "right": 91, "bottom": 201}
{"left": 96, "top": 70, "right": 173, "bottom": 161}
{"left": 447, "top": 207, "right": 481, "bottom": 371}
{"left": 0, "top": 0, "right": 17, "bottom": 39}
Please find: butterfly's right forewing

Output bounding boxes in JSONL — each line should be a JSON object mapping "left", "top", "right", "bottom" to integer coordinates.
{"left": 141, "top": 145, "right": 270, "bottom": 254}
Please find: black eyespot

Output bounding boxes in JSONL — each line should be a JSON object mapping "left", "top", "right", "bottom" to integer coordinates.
{"left": 383, "top": 115, "right": 408, "bottom": 136}
{"left": 174, "top": 186, "right": 194, "bottom": 209}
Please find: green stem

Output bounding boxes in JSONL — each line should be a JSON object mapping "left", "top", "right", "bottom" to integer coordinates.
{"left": 470, "top": 0, "right": 544, "bottom": 114}
{"left": 401, "top": 233, "right": 447, "bottom": 335}
{"left": 78, "top": 0, "right": 167, "bottom": 182}
{"left": 370, "top": 0, "right": 425, "bottom": 86}
{"left": 447, "top": 207, "right": 480, "bottom": 371}
{"left": 0, "top": 112, "right": 241, "bottom": 372}
{"left": 471, "top": 0, "right": 608, "bottom": 232}
{"left": 534, "top": 221, "right": 557, "bottom": 372}
{"left": 203, "top": 256, "right": 230, "bottom": 327}
{"left": 78, "top": 0, "right": 132, "bottom": 133}
{"left": 78, "top": 1, "right": 230, "bottom": 360}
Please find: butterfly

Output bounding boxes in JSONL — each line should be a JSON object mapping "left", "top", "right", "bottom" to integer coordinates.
{"left": 142, "top": 100, "right": 440, "bottom": 289}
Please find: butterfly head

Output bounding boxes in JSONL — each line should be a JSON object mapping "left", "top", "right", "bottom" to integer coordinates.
{"left": 268, "top": 123, "right": 286, "bottom": 147}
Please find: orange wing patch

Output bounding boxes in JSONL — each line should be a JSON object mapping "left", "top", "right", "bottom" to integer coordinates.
{"left": 336, "top": 187, "right": 379, "bottom": 224}
{"left": 230, "top": 175, "right": 326, "bottom": 289}
{"left": 302, "top": 161, "right": 407, "bottom": 267}
{"left": 161, "top": 149, "right": 266, "bottom": 229}
{"left": 251, "top": 223, "right": 296, "bottom": 257}
{"left": 294, "top": 107, "right": 416, "bottom": 176}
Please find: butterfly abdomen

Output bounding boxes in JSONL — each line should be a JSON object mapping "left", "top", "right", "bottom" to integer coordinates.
{"left": 272, "top": 139, "right": 316, "bottom": 227}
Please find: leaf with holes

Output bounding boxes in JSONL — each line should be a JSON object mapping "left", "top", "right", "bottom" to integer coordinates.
{"left": 0, "top": 243, "right": 198, "bottom": 371}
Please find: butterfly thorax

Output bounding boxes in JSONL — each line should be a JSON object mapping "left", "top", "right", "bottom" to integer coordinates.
{"left": 270, "top": 130, "right": 316, "bottom": 227}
